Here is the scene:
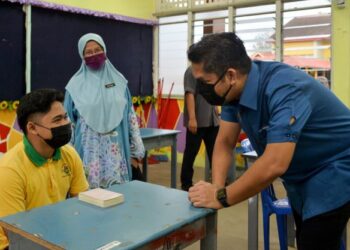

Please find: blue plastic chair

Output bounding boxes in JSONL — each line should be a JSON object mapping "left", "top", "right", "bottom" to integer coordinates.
{"left": 261, "top": 185, "right": 347, "bottom": 250}
{"left": 261, "top": 184, "right": 292, "bottom": 250}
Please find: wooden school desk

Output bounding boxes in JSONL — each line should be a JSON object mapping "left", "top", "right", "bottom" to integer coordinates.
{"left": 0, "top": 181, "right": 217, "bottom": 250}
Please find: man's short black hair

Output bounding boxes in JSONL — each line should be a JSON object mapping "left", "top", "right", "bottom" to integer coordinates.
{"left": 188, "top": 32, "right": 252, "bottom": 75}
{"left": 17, "top": 89, "right": 64, "bottom": 134}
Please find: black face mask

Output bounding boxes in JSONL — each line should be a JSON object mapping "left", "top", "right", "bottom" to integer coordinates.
{"left": 35, "top": 123, "right": 72, "bottom": 149}
{"left": 196, "top": 69, "right": 232, "bottom": 106}
{"left": 197, "top": 80, "right": 233, "bottom": 106}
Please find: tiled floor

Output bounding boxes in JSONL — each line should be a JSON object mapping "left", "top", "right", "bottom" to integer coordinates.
{"left": 147, "top": 162, "right": 349, "bottom": 250}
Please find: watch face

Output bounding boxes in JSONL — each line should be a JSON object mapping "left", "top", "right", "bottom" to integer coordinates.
{"left": 217, "top": 188, "right": 229, "bottom": 207}
{"left": 217, "top": 189, "right": 226, "bottom": 199}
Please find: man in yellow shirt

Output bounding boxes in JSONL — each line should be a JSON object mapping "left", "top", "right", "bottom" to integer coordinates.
{"left": 0, "top": 89, "right": 89, "bottom": 249}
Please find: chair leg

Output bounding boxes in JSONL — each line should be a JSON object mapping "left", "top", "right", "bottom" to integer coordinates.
{"left": 263, "top": 212, "right": 270, "bottom": 250}
{"left": 276, "top": 215, "right": 288, "bottom": 250}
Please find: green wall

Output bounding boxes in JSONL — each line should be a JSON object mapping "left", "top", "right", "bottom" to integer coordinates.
{"left": 332, "top": 1, "right": 350, "bottom": 106}
{"left": 43, "top": 0, "right": 155, "bottom": 20}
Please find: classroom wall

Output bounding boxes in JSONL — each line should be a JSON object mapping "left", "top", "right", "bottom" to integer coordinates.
{"left": 0, "top": 0, "right": 157, "bottom": 158}
{"left": 3, "top": 1, "right": 350, "bottom": 167}
{"left": 332, "top": 1, "right": 350, "bottom": 107}
{"left": 42, "top": 0, "right": 156, "bottom": 21}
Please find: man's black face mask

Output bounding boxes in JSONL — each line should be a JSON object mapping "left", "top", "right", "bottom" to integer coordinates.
{"left": 196, "top": 70, "right": 233, "bottom": 106}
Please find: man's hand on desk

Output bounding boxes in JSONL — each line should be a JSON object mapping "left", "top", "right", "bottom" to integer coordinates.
{"left": 188, "top": 181, "right": 223, "bottom": 209}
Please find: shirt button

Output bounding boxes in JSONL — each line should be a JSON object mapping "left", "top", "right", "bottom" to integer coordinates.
{"left": 286, "top": 134, "right": 290, "bottom": 137}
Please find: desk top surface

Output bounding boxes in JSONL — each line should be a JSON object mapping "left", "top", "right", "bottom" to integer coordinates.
{"left": 140, "top": 128, "right": 181, "bottom": 139}
{"left": 0, "top": 181, "right": 213, "bottom": 250}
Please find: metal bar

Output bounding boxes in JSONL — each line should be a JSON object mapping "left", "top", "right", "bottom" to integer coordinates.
{"left": 287, "top": 214, "right": 295, "bottom": 247}
{"left": 153, "top": 25, "right": 159, "bottom": 97}
{"left": 171, "top": 137, "right": 177, "bottom": 188}
{"left": 248, "top": 195, "right": 259, "bottom": 250}
{"left": 200, "top": 212, "right": 218, "bottom": 250}
{"left": 275, "top": 0, "right": 283, "bottom": 62}
{"left": 142, "top": 151, "right": 148, "bottom": 182}
{"left": 187, "top": 11, "right": 193, "bottom": 50}
{"left": 24, "top": 4, "right": 32, "bottom": 94}
{"left": 228, "top": 6, "right": 234, "bottom": 32}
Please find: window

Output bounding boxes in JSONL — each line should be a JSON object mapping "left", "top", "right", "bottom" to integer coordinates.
{"left": 235, "top": 4, "right": 276, "bottom": 60}
{"left": 283, "top": 0, "right": 331, "bottom": 80}
{"left": 159, "top": 15, "right": 188, "bottom": 95}
{"left": 193, "top": 10, "right": 228, "bottom": 43}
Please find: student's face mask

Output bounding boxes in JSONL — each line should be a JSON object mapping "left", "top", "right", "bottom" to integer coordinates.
{"left": 84, "top": 53, "right": 106, "bottom": 70}
{"left": 35, "top": 123, "right": 72, "bottom": 149}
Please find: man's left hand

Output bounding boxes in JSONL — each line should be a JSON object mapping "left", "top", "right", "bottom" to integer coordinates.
{"left": 188, "top": 181, "right": 222, "bottom": 209}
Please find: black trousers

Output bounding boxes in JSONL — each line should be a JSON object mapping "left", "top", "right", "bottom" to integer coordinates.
{"left": 180, "top": 126, "right": 219, "bottom": 191}
{"left": 292, "top": 201, "right": 350, "bottom": 250}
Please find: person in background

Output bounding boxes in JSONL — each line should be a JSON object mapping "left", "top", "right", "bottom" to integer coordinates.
{"left": 188, "top": 32, "right": 350, "bottom": 250}
{"left": 317, "top": 76, "right": 330, "bottom": 89}
{"left": 0, "top": 89, "right": 89, "bottom": 250}
{"left": 180, "top": 66, "right": 220, "bottom": 191}
{"left": 64, "top": 33, "right": 145, "bottom": 188}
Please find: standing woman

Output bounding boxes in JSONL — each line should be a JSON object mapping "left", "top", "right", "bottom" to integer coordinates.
{"left": 64, "top": 33, "right": 145, "bottom": 188}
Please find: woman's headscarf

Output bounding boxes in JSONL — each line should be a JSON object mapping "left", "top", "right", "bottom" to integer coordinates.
{"left": 66, "top": 33, "right": 127, "bottom": 133}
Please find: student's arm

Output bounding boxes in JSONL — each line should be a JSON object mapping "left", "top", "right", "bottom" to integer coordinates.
{"left": 185, "top": 92, "right": 197, "bottom": 134}
{"left": 0, "top": 167, "right": 26, "bottom": 249}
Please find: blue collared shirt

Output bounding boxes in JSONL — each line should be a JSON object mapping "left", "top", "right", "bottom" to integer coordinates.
{"left": 222, "top": 61, "right": 350, "bottom": 219}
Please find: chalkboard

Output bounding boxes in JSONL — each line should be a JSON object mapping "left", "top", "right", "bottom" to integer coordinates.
{"left": 30, "top": 6, "right": 153, "bottom": 96}
{"left": 0, "top": 1, "right": 25, "bottom": 100}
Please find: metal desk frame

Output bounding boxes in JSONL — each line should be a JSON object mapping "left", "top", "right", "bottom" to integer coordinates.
{"left": 140, "top": 128, "right": 181, "bottom": 188}
{"left": 243, "top": 152, "right": 295, "bottom": 250}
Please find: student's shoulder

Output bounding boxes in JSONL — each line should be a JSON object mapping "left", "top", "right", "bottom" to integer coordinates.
{"left": 60, "top": 144, "right": 80, "bottom": 158}
{"left": 0, "top": 142, "right": 27, "bottom": 176}
{"left": 0, "top": 142, "right": 25, "bottom": 167}
{"left": 60, "top": 145, "right": 83, "bottom": 168}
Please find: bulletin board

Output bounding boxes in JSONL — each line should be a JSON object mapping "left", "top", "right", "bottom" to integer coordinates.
{"left": 31, "top": 6, "right": 153, "bottom": 96}
{"left": 0, "top": 1, "right": 25, "bottom": 100}
{"left": 0, "top": 2, "right": 153, "bottom": 100}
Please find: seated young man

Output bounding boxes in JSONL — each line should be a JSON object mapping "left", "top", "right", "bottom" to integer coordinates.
{"left": 0, "top": 89, "right": 89, "bottom": 249}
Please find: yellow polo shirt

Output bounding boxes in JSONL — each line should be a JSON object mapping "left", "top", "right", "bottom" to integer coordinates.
{"left": 0, "top": 137, "right": 89, "bottom": 249}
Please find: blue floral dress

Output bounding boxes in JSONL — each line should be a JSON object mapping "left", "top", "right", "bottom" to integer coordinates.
{"left": 64, "top": 92, "right": 144, "bottom": 188}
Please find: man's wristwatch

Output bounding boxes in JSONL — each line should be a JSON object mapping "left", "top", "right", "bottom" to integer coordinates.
{"left": 216, "top": 187, "right": 230, "bottom": 207}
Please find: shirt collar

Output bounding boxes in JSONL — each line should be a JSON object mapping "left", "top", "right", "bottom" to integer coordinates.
{"left": 23, "top": 136, "right": 61, "bottom": 167}
{"left": 239, "top": 62, "right": 259, "bottom": 111}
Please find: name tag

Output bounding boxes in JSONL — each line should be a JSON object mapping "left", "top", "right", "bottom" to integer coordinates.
{"left": 105, "top": 83, "right": 116, "bottom": 88}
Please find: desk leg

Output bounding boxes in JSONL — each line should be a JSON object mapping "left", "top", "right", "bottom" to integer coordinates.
{"left": 170, "top": 138, "right": 177, "bottom": 188}
{"left": 200, "top": 212, "right": 217, "bottom": 250}
{"left": 205, "top": 151, "right": 236, "bottom": 183}
{"left": 287, "top": 214, "right": 295, "bottom": 247}
{"left": 205, "top": 153, "right": 210, "bottom": 182}
{"left": 142, "top": 151, "right": 148, "bottom": 182}
{"left": 248, "top": 195, "right": 259, "bottom": 250}
{"left": 226, "top": 150, "right": 236, "bottom": 184}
